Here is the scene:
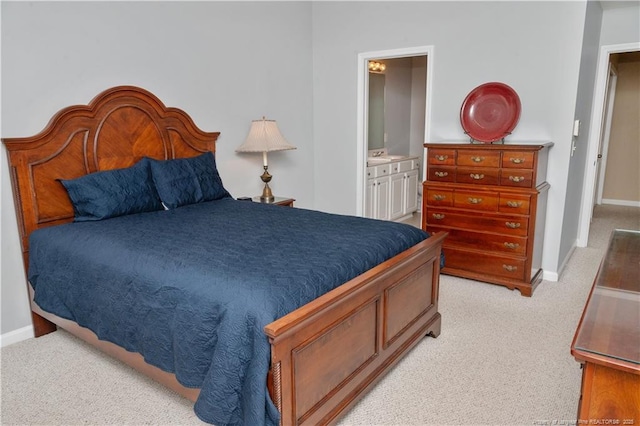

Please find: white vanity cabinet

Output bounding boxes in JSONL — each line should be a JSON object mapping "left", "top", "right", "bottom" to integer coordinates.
{"left": 366, "top": 163, "right": 391, "bottom": 220}
{"left": 402, "top": 168, "right": 420, "bottom": 215}
{"left": 366, "top": 157, "right": 420, "bottom": 221}
{"left": 390, "top": 173, "right": 405, "bottom": 219}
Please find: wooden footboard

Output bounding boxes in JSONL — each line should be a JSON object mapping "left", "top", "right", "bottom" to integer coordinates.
{"left": 26, "top": 230, "right": 446, "bottom": 426}
{"left": 265, "top": 231, "right": 446, "bottom": 425}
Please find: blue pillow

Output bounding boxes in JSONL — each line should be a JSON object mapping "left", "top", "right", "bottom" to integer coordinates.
{"left": 61, "top": 158, "right": 164, "bottom": 222}
{"left": 148, "top": 152, "right": 231, "bottom": 209}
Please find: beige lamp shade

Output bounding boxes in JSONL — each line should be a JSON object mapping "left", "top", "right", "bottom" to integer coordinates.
{"left": 236, "top": 117, "right": 296, "bottom": 154}
{"left": 236, "top": 117, "right": 295, "bottom": 202}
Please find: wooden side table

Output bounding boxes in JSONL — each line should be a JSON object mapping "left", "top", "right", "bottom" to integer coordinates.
{"left": 251, "top": 196, "right": 295, "bottom": 207}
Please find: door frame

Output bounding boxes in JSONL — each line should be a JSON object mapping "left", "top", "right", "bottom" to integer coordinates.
{"left": 356, "top": 45, "right": 434, "bottom": 217}
{"left": 577, "top": 42, "right": 640, "bottom": 247}
{"left": 595, "top": 64, "right": 617, "bottom": 205}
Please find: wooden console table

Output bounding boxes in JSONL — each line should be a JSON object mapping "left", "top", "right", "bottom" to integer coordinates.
{"left": 571, "top": 229, "right": 640, "bottom": 424}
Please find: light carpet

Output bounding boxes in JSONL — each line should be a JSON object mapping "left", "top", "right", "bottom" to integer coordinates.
{"left": 2, "top": 205, "right": 638, "bottom": 425}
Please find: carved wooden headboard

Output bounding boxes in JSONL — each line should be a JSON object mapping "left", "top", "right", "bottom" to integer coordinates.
{"left": 3, "top": 86, "right": 219, "bottom": 260}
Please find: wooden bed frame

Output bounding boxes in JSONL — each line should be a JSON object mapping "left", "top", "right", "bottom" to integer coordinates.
{"left": 3, "top": 86, "right": 447, "bottom": 425}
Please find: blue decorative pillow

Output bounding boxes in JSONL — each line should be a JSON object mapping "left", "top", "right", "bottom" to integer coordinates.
{"left": 148, "top": 152, "right": 231, "bottom": 209}
{"left": 61, "top": 158, "right": 164, "bottom": 222}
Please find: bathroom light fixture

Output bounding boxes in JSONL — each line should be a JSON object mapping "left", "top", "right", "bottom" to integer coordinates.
{"left": 368, "top": 61, "right": 386, "bottom": 73}
{"left": 236, "top": 117, "right": 296, "bottom": 202}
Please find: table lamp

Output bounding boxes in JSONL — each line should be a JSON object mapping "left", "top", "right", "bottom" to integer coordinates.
{"left": 236, "top": 117, "right": 296, "bottom": 202}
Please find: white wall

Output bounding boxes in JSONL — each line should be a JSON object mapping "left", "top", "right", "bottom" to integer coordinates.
{"left": 1, "top": 1, "right": 314, "bottom": 337}
{"left": 311, "top": 1, "right": 587, "bottom": 277}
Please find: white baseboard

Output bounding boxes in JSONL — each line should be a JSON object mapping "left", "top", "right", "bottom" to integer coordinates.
{"left": 543, "top": 270, "right": 559, "bottom": 282}
{"left": 601, "top": 198, "right": 640, "bottom": 208}
{"left": 0, "top": 325, "right": 34, "bottom": 348}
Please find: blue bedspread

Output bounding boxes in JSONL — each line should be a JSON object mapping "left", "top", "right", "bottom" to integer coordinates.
{"left": 28, "top": 198, "right": 429, "bottom": 425}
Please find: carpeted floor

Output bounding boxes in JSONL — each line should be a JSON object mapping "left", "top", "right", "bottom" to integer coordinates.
{"left": 1, "top": 204, "right": 638, "bottom": 425}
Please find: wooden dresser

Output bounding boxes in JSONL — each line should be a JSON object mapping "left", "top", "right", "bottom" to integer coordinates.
{"left": 422, "top": 142, "right": 552, "bottom": 296}
{"left": 571, "top": 229, "right": 640, "bottom": 424}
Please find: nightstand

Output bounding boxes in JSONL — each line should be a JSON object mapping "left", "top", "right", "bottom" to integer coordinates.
{"left": 251, "top": 196, "right": 295, "bottom": 207}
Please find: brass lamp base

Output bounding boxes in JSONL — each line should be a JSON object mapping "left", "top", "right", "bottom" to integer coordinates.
{"left": 260, "top": 166, "right": 275, "bottom": 203}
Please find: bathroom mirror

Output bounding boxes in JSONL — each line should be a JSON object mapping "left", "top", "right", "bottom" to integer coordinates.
{"left": 368, "top": 72, "right": 385, "bottom": 150}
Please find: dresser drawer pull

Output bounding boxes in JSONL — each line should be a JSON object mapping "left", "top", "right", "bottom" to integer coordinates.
{"left": 469, "top": 173, "right": 485, "bottom": 180}
{"left": 433, "top": 194, "right": 447, "bottom": 201}
{"left": 505, "top": 222, "right": 521, "bottom": 229}
{"left": 432, "top": 213, "right": 446, "bottom": 220}
{"left": 467, "top": 197, "right": 483, "bottom": 204}
{"left": 509, "top": 176, "right": 525, "bottom": 183}
{"left": 506, "top": 201, "right": 523, "bottom": 208}
{"left": 470, "top": 156, "right": 485, "bottom": 163}
{"left": 510, "top": 157, "right": 525, "bottom": 164}
{"left": 503, "top": 242, "right": 520, "bottom": 250}
{"left": 435, "top": 155, "right": 448, "bottom": 161}
{"left": 435, "top": 171, "right": 449, "bottom": 177}
{"left": 502, "top": 264, "right": 518, "bottom": 272}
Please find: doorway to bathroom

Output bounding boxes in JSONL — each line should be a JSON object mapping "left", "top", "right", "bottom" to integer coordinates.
{"left": 356, "top": 45, "right": 434, "bottom": 219}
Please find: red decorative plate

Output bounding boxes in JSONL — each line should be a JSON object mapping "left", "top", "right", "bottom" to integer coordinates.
{"left": 460, "top": 82, "right": 521, "bottom": 143}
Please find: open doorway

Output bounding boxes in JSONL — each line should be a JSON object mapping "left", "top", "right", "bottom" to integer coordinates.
{"left": 355, "top": 46, "right": 434, "bottom": 219}
{"left": 578, "top": 43, "right": 640, "bottom": 247}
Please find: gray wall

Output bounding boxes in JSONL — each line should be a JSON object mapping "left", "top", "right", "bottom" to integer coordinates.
{"left": 1, "top": 1, "right": 315, "bottom": 336}
{"left": 3, "top": 1, "right": 621, "bottom": 339}
{"left": 559, "top": 0, "right": 604, "bottom": 270}
{"left": 384, "top": 57, "right": 413, "bottom": 156}
{"left": 409, "top": 56, "right": 428, "bottom": 161}
{"left": 600, "top": 3, "right": 640, "bottom": 46}
{"left": 310, "top": 1, "right": 587, "bottom": 277}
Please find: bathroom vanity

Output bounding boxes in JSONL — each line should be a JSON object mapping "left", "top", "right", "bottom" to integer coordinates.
{"left": 366, "top": 155, "right": 420, "bottom": 222}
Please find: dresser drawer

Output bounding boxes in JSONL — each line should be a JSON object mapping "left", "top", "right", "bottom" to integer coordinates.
{"left": 457, "top": 150, "right": 500, "bottom": 168}
{"left": 502, "top": 151, "right": 535, "bottom": 169}
{"left": 501, "top": 169, "right": 534, "bottom": 188}
{"left": 428, "top": 166, "right": 456, "bottom": 182}
{"left": 426, "top": 189, "right": 453, "bottom": 207}
{"left": 426, "top": 210, "right": 529, "bottom": 236}
{"left": 429, "top": 226, "right": 527, "bottom": 255}
{"left": 428, "top": 149, "right": 456, "bottom": 166}
{"left": 453, "top": 190, "right": 499, "bottom": 212}
{"left": 443, "top": 247, "right": 526, "bottom": 281}
{"left": 456, "top": 167, "right": 500, "bottom": 186}
{"left": 498, "top": 193, "right": 531, "bottom": 215}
